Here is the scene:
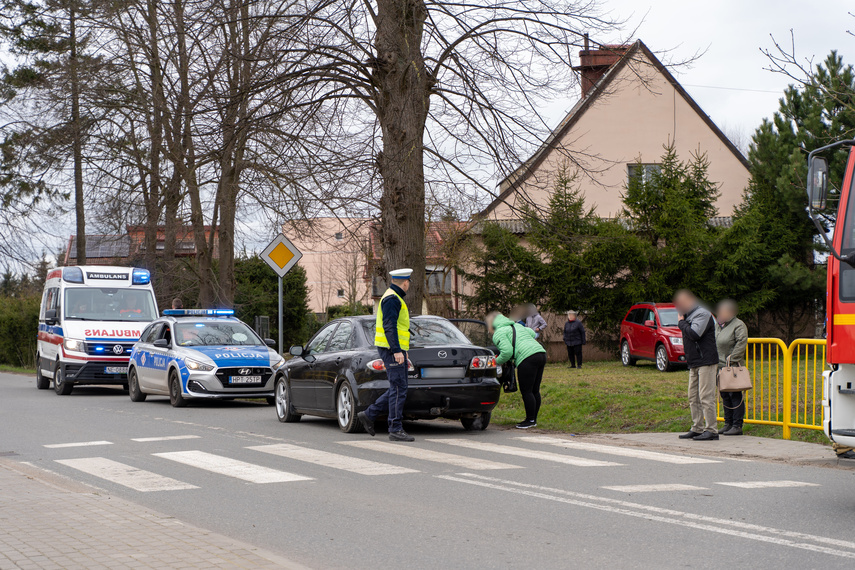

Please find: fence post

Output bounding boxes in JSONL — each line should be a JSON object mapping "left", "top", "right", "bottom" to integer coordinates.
{"left": 783, "top": 341, "right": 793, "bottom": 440}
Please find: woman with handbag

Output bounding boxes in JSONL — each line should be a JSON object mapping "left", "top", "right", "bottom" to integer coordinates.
{"left": 488, "top": 312, "right": 547, "bottom": 429}
{"left": 715, "top": 299, "right": 749, "bottom": 436}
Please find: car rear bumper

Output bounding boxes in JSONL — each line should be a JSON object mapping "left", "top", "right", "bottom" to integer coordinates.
{"left": 357, "top": 379, "right": 502, "bottom": 418}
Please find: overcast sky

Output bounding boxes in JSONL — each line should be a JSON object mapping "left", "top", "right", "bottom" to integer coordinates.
{"left": 568, "top": 0, "right": 854, "bottom": 146}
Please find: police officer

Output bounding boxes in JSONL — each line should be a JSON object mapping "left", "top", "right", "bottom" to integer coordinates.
{"left": 358, "top": 268, "right": 415, "bottom": 442}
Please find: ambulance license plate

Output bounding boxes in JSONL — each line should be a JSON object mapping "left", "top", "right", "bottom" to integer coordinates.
{"left": 105, "top": 366, "right": 128, "bottom": 374}
{"left": 230, "top": 375, "right": 261, "bottom": 384}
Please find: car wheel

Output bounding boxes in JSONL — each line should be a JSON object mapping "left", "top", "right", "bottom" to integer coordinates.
{"left": 621, "top": 341, "right": 636, "bottom": 367}
{"left": 461, "top": 412, "right": 491, "bottom": 431}
{"left": 128, "top": 368, "right": 147, "bottom": 402}
{"left": 336, "top": 382, "right": 362, "bottom": 433}
{"left": 53, "top": 363, "right": 73, "bottom": 395}
{"left": 655, "top": 345, "right": 672, "bottom": 372}
{"left": 35, "top": 356, "right": 50, "bottom": 390}
{"left": 169, "top": 371, "right": 188, "bottom": 407}
{"left": 275, "top": 377, "right": 301, "bottom": 423}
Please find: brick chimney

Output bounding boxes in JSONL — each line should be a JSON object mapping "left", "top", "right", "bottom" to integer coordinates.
{"left": 575, "top": 35, "right": 630, "bottom": 98}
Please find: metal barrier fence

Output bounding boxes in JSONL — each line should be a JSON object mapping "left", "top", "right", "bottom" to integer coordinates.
{"left": 717, "top": 338, "right": 826, "bottom": 439}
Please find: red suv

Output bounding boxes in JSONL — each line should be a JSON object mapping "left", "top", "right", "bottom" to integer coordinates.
{"left": 619, "top": 302, "right": 686, "bottom": 372}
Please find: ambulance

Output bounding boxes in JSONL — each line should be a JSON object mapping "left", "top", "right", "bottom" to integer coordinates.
{"left": 36, "top": 266, "right": 159, "bottom": 395}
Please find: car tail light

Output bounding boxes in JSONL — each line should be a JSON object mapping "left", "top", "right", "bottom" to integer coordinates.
{"left": 366, "top": 359, "right": 416, "bottom": 372}
{"left": 469, "top": 356, "right": 497, "bottom": 370}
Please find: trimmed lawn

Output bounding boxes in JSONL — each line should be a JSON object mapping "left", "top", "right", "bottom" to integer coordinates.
{"left": 492, "top": 360, "right": 829, "bottom": 445}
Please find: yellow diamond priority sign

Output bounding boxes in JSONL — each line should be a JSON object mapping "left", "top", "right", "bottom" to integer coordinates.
{"left": 260, "top": 234, "right": 303, "bottom": 278}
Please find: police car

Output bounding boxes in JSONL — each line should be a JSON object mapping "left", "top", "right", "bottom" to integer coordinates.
{"left": 127, "top": 309, "right": 284, "bottom": 407}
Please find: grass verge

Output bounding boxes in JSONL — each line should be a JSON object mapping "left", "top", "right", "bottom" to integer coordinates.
{"left": 492, "top": 360, "right": 829, "bottom": 445}
{"left": 0, "top": 365, "right": 36, "bottom": 376}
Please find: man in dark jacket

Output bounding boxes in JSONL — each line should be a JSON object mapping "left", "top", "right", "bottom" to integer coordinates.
{"left": 563, "top": 311, "right": 586, "bottom": 368}
{"left": 674, "top": 290, "right": 719, "bottom": 441}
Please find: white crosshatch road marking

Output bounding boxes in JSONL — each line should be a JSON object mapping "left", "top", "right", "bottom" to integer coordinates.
{"left": 602, "top": 484, "right": 708, "bottom": 493}
{"left": 44, "top": 440, "right": 113, "bottom": 449}
{"left": 153, "top": 451, "right": 312, "bottom": 484}
{"left": 716, "top": 480, "right": 821, "bottom": 489}
{"left": 428, "top": 439, "right": 623, "bottom": 467}
{"left": 341, "top": 440, "right": 523, "bottom": 471}
{"left": 132, "top": 435, "right": 201, "bottom": 442}
{"left": 516, "top": 436, "right": 721, "bottom": 465}
{"left": 248, "top": 444, "right": 418, "bottom": 476}
{"left": 55, "top": 458, "right": 198, "bottom": 492}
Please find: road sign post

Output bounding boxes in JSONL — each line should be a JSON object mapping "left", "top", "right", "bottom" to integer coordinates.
{"left": 259, "top": 234, "right": 303, "bottom": 355}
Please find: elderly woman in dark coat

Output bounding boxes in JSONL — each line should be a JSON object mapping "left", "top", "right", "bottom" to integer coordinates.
{"left": 563, "top": 311, "right": 586, "bottom": 369}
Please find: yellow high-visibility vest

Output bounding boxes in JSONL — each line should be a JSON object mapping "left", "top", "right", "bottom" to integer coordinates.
{"left": 375, "top": 288, "right": 410, "bottom": 351}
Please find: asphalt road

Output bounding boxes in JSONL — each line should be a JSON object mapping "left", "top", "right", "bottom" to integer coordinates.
{"left": 3, "top": 370, "right": 855, "bottom": 569}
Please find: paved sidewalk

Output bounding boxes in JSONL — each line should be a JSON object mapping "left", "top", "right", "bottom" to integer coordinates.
{"left": 581, "top": 432, "right": 847, "bottom": 468}
{"left": 0, "top": 459, "right": 309, "bottom": 570}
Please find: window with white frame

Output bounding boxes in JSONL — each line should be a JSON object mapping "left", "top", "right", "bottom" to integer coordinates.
{"left": 627, "top": 163, "right": 661, "bottom": 184}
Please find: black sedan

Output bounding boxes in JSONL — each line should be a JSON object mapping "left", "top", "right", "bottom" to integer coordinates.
{"left": 274, "top": 315, "right": 501, "bottom": 432}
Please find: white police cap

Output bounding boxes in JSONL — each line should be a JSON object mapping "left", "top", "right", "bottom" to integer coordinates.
{"left": 389, "top": 268, "right": 413, "bottom": 280}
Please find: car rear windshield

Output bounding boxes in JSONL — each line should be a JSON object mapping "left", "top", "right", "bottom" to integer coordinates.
{"left": 361, "top": 317, "right": 472, "bottom": 347}
{"left": 175, "top": 321, "right": 262, "bottom": 347}
{"left": 658, "top": 309, "right": 679, "bottom": 327}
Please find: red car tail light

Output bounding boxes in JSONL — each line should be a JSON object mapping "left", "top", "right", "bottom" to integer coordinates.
{"left": 469, "top": 356, "right": 497, "bottom": 370}
{"left": 366, "top": 358, "right": 416, "bottom": 372}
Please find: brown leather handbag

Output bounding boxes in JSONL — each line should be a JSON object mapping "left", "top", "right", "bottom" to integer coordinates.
{"left": 718, "top": 357, "right": 752, "bottom": 392}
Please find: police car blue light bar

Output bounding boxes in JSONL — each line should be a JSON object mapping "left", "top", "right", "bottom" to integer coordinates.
{"left": 163, "top": 309, "right": 235, "bottom": 316}
{"left": 132, "top": 268, "right": 151, "bottom": 285}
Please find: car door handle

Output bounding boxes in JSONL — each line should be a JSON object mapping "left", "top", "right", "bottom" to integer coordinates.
{"left": 335, "top": 357, "right": 342, "bottom": 365}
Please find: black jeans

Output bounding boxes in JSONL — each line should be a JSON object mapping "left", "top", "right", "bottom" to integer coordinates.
{"left": 566, "top": 344, "right": 583, "bottom": 367}
{"left": 517, "top": 353, "right": 547, "bottom": 421}
{"left": 720, "top": 390, "right": 746, "bottom": 427}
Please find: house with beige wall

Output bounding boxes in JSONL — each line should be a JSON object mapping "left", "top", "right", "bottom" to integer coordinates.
{"left": 482, "top": 40, "right": 750, "bottom": 222}
{"left": 284, "top": 217, "right": 372, "bottom": 316}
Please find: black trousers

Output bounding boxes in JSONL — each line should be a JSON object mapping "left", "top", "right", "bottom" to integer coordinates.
{"left": 566, "top": 344, "right": 583, "bottom": 367}
{"left": 720, "top": 390, "right": 746, "bottom": 427}
{"left": 517, "top": 353, "right": 547, "bottom": 421}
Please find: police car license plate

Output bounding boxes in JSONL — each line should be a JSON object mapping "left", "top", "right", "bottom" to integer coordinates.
{"left": 230, "top": 375, "right": 262, "bottom": 384}
{"left": 105, "top": 366, "right": 127, "bottom": 374}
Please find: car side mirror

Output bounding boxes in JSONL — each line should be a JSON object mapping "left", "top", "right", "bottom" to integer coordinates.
{"left": 644, "top": 320, "right": 656, "bottom": 328}
{"left": 264, "top": 338, "right": 276, "bottom": 348}
{"left": 289, "top": 345, "right": 304, "bottom": 357}
{"left": 45, "top": 309, "right": 57, "bottom": 324}
{"left": 153, "top": 338, "right": 169, "bottom": 348}
{"left": 808, "top": 155, "right": 828, "bottom": 209}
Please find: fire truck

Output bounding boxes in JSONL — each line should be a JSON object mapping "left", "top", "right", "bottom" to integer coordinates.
{"left": 808, "top": 144, "right": 855, "bottom": 446}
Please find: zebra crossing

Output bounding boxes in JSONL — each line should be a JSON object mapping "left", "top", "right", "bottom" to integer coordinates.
{"left": 39, "top": 434, "right": 821, "bottom": 495}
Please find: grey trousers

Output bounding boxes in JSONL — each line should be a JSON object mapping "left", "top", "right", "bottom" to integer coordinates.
{"left": 688, "top": 365, "right": 718, "bottom": 434}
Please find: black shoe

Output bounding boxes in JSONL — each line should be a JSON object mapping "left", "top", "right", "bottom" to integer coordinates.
{"left": 722, "top": 426, "right": 743, "bottom": 436}
{"left": 678, "top": 431, "right": 700, "bottom": 439}
{"left": 838, "top": 450, "right": 855, "bottom": 460}
{"left": 389, "top": 430, "right": 415, "bottom": 442}
{"left": 577, "top": 365, "right": 582, "bottom": 369}
{"left": 720, "top": 424, "right": 732, "bottom": 434}
{"left": 693, "top": 431, "right": 720, "bottom": 441}
{"left": 357, "top": 411, "right": 375, "bottom": 437}
{"left": 568, "top": 365, "right": 576, "bottom": 369}
{"left": 515, "top": 420, "right": 537, "bottom": 429}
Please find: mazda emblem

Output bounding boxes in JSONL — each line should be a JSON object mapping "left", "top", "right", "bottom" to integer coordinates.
{"left": 437, "top": 351, "right": 447, "bottom": 359}
{"left": 239, "top": 368, "right": 252, "bottom": 375}
{"left": 112, "top": 345, "right": 124, "bottom": 355}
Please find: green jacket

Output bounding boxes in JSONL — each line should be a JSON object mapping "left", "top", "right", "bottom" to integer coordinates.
{"left": 716, "top": 317, "right": 748, "bottom": 368}
{"left": 492, "top": 314, "right": 546, "bottom": 366}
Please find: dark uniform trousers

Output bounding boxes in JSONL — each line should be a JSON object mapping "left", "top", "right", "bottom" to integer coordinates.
{"left": 365, "top": 347, "right": 409, "bottom": 432}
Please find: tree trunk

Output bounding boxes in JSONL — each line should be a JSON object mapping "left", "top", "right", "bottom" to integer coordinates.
{"left": 143, "top": 0, "right": 164, "bottom": 273}
{"left": 374, "top": 0, "right": 429, "bottom": 315}
{"left": 69, "top": 4, "right": 86, "bottom": 265}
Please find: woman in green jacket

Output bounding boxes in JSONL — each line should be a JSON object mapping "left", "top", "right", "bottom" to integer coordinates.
{"left": 715, "top": 299, "right": 749, "bottom": 436}
{"left": 488, "top": 312, "right": 548, "bottom": 429}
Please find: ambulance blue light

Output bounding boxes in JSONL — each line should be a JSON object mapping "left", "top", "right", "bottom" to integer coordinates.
{"left": 163, "top": 309, "right": 235, "bottom": 317}
{"left": 132, "top": 268, "right": 151, "bottom": 285}
{"left": 95, "top": 346, "right": 104, "bottom": 352}
{"left": 62, "top": 267, "right": 84, "bottom": 283}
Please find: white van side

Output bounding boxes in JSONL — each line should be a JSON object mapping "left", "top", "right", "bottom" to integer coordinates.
{"left": 37, "top": 266, "right": 159, "bottom": 395}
